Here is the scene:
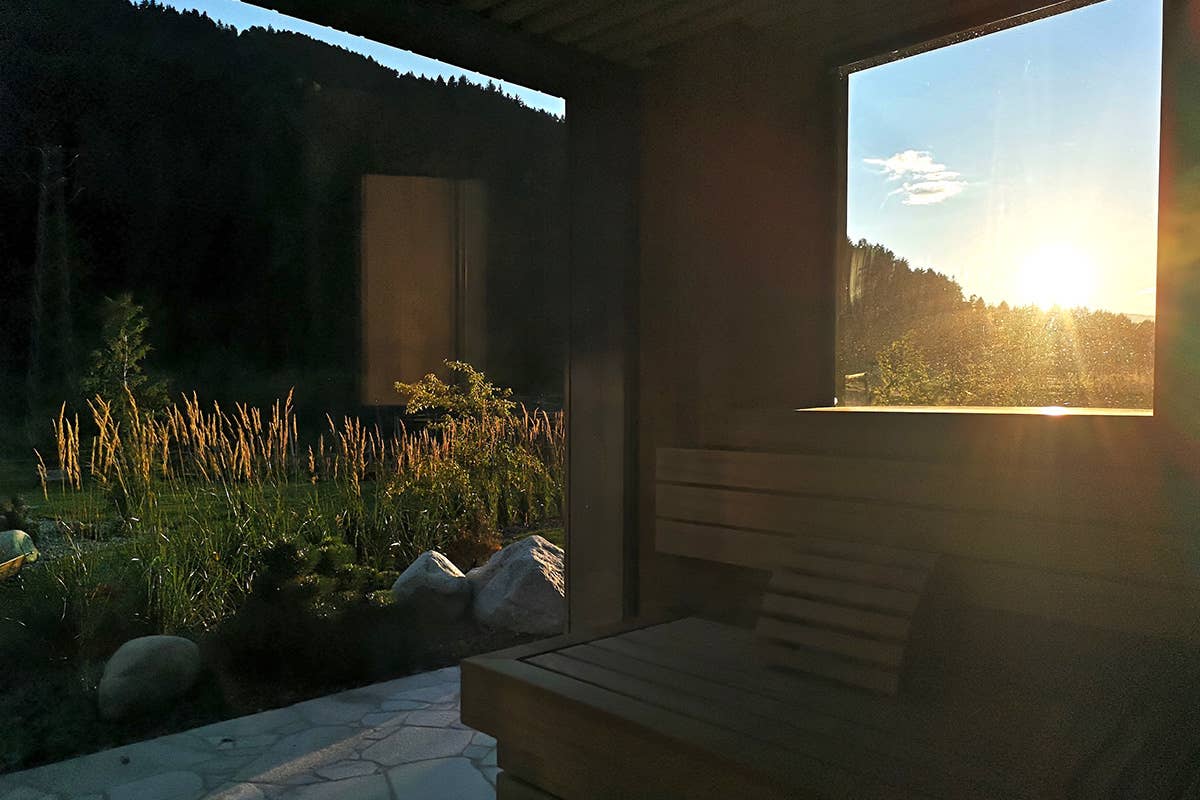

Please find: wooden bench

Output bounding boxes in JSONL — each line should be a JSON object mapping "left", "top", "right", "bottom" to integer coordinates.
{"left": 462, "top": 443, "right": 1200, "bottom": 798}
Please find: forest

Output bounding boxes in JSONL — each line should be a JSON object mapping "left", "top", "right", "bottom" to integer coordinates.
{"left": 0, "top": 0, "right": 567, "bottom": 452}
{"left": 837, "top": 240, "right": 1155, "bottom": 408}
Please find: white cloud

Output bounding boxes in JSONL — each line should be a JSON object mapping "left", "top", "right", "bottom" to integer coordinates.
{"left": 865, "top": 149, "right": 968, "bottom": 205}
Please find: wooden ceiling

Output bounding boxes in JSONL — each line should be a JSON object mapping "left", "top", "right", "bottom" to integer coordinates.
{"left": 447, "top": 0, "right": 1064, "bottom": 70}
{"left": 448, "top": 0, "right": 815, "bottom": 68}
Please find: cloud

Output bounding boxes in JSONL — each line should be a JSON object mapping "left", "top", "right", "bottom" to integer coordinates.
{"left": 864, "top": 149, "right": 968, "bottom": 205}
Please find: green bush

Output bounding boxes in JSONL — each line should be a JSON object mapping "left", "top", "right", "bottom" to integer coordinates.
{"left": 395, "top": 360, "right": 514, "bottom": 423}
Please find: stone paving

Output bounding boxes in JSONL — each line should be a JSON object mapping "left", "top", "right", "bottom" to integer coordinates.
{"left": 0, "top": 666, "right": 498, "bottom": 800}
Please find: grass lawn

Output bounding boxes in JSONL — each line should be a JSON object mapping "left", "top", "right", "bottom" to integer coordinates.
{"left": 2, "top": 456, "right": 565, "bottom": 551}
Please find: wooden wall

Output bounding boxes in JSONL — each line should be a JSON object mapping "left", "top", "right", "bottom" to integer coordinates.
{"left": 636, "top": 0, "right": 1200, "bottom": 629}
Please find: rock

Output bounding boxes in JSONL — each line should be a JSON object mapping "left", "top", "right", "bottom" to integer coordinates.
{"left": 0, "top": 529, "right": 38, "bottom": 563}
{"left": 468, "top": 535, "right": 564, "bottom": 636}
{"left": 390, "top": 551, "right": 472, "bottom": 621}
{"left": 98, "top": 635, "right": 202, "bottom": 720}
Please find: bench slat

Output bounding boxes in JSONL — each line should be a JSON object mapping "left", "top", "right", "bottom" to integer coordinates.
{"left": 755, "top": 617, "right": 906, "bottom": 668}
{"left": 754, "top": 640, "right": 901, "bottom": 696}
{"left": 527, "top": 650, "right": 991, "bottom": 799}
{"left": 769, "top": 570, "right": 922, "bottom": 615}
{"left": 786, "top": 552, "right": 931, "bottom": 592}
{"left": 553, "top": 642, "right": 1032, "bottom": 798}
{"left": 760, "top": 593, "right": 912, "bottom": 640}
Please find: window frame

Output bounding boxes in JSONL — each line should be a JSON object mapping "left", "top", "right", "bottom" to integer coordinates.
{"left": 827, "top": 0, "right": 1161, "bottom": 415}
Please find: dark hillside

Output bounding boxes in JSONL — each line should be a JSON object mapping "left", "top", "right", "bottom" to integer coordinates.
{"left": 0, "top": 0, "right": 566, "bottom": 447}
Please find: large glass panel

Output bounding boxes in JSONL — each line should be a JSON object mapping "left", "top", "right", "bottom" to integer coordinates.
{"left": 0, "top": 0, "right": 566, "bottom": 771}
{"left": 840, "top": 0, "right": 1161, "bottom": 410}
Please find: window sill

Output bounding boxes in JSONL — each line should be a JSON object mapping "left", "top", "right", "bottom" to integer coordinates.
{"left": 801, "top": 405, "right": 1153, "bottom": 417}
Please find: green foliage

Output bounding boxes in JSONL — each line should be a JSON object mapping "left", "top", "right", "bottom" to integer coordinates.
{"left": 838, "top": 239, "right": 1155, "bottom": 408}
{"left": 395, "top": 360, "right": 515, "bottom": 424}
{"left": 80, "top": 294, "right": 169, "bottom": 416}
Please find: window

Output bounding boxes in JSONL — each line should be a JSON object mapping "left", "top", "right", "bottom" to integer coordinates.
{"left": 838, "top": 0, "right": 1162, "bottom": 411}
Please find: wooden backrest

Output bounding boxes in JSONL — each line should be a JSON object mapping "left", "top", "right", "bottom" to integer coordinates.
{"left": 654, "top": 444, "right": 1200, "bottom": 688}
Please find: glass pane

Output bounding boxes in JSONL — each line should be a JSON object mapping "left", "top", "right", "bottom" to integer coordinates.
{"left": 841, "top": 0, "right": 1161, "bottom": 410}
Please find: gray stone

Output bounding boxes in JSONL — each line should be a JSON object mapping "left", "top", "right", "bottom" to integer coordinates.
{"left": 386, "top": 757, "right": 492, "bottom": 799}
{"left": 470, "top": 732, "right": 496, "bottom": 748}
{"left": 462, "top": 745, "right": 491, "bottom": 760}
{"left": 207, "top": 734, "right": 278, "bottom": 751}
{"left": 0, "top": 530, "right": 38, "bottom": 563}
{"left": 468, "top": 535, "right": 565, "bottom": 635}
{"left": 314, "top": 760, "right": 378, "bottom": 780}
{"left": 481, "top": 766, "right": 499, "bottom": 786}
{"left": 190, "top": 708, "right": 303, "bottom": 741}
{"left": 109, "top": 770, "right": 204, "bottom": 800}
{"left": 6, "top": 737, "right": 213, "bottom": 796}
{"left": 99, "top": 636, "right": 202, "bottom": 721}
{"left": 204, "top": 785, "right": 264, "bottom": 800}
{"left": 289, "top": 775, "right": 391, "bottom": 800}
{"left": 361, "top": 711, "right": 410, "bottom": 728}
{"left": 360, "top": 726, "right": 473, "bottom": 767}
{"left": 292, "top": 695, "right": 377, "bottom": 726}
{"left": 0, "top": 788, "right": 56, "bottom": 800}
{"left": 387, "top": 684, "right": 458, "bottom": 704}
{"left": 234, "top": 726, "right": 359, "bottom": 784}
{"left": 380, "top": 698, "right": 431, "bottom": 712}
{"left": 404, "top": 709, "right": 461, "bottom": 728}
{"left": 390, "top": 551, "right": 472, "bottom": 621}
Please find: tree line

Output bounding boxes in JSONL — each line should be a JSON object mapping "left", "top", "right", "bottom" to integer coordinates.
{"left": 0, "top": 0, "right": 567, "bottom": 450}
{"left": 837, "top": 239, "right": 1154, "bottom": 408}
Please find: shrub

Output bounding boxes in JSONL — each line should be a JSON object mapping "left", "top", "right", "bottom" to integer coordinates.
{"left": 395, "top": 360, "right": 515, "bottom": 423}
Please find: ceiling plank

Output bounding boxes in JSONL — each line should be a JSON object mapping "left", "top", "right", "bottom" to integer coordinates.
{"left": 488, "top": 0, "right": 563, "bottom": 25}
{"left": 459, "top": 0, "right": 508, "bottom": 12}
{"left": 579, "top": 0, "right": 731, "bottom": 52}
{"left": 521, "top": 0, "right": 620, "bottom": 35}
{"left": 601, "top": 0, "right": 782, "bottom": 61}
{"left": 553, "top": 0, "right": 675, "bottom": 45}
{"left": 743, "top": 0, "right": 823, "bottom": 28}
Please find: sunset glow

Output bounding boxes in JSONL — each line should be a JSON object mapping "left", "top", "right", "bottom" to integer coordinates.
{"left": 1015, "top": 243, "right": 1098, "bottom": 310}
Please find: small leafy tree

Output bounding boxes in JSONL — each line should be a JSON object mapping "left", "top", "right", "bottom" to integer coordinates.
{"left": 81, "top": 293, "right": 169, "bottom": 416}
{"left": 394, "top": 360, "right": 514, "bottom": 423}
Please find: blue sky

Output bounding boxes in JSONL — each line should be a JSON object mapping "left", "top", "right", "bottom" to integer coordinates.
{"left": 848, "top": 0, "right": 1162, "bottom": 316}
{"left": 144, "top": 0, "right": 566, "bottom": 117}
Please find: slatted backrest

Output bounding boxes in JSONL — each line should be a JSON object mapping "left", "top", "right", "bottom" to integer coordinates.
{"left": 654, "top": 445, "right": 1200, "bottom": 688}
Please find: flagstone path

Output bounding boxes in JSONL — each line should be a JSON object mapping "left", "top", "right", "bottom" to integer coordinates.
{"left": 0, "top": 666, "right": 497, "bottom": 800}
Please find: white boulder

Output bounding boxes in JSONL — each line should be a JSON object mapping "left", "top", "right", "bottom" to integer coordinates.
{"left": 390, "top": 551, "right": 472, "bottom": 621}
{"left": 99, "top": 635, "right": 202, "bottom": 720}
{"left": 468, "top": 535, "right": 565, "bottom": 636}
{"left": 0, "top": 529, "right": 38, "bottom": 563}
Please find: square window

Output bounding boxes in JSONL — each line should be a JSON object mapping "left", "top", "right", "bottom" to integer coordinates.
{"left": 838, "top": 0, "right": 1161, "bottom": 412}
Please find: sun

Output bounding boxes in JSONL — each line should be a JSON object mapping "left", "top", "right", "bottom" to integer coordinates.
{"left": 1016, "top": 243, "right": 1098, "bottom": 310}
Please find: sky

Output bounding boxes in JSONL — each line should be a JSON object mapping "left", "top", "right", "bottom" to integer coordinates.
{"left": 847, "top": 0, "right": 1162, "bottom": 317}
{"left": 144, "top": 0, "right": 566, "bottom": 117}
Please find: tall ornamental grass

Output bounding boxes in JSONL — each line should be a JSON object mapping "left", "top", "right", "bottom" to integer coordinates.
{"left": 33, "top": 384, "right": 563, "bottom": 637}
